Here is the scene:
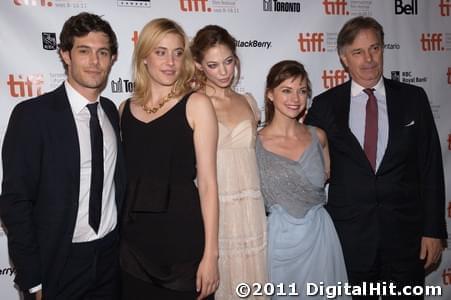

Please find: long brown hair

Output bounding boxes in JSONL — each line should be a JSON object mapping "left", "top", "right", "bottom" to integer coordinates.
{"left": 190, "top": 25, "right": 240, "bottom": 90}
{"left": 264, "top": 60, "right": 311, "bottom": 125}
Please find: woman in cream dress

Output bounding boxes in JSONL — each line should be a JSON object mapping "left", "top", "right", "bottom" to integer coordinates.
{"left": 191, "top": 25, "right": 267, "bottom": 299}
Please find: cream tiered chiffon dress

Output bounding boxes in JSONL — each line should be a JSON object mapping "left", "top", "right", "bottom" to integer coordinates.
{"left": 215, "top": 94, "right": 267, "bottom": 300}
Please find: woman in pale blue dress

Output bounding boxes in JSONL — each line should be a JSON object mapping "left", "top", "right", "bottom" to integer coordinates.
{"left": 256, "top": 60, "right": 350, "bottom": 299}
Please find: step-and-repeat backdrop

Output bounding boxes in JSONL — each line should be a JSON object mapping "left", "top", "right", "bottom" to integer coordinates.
{"left": 0, "top": 0, "right": 450, "bottom": 299}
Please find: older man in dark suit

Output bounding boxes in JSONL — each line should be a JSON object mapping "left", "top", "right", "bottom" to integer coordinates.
{"left": 0, "top": 12, "right": 125, "bottom": 300}
{"left": 305, "top": 16, "right": 446, "bottom": 299}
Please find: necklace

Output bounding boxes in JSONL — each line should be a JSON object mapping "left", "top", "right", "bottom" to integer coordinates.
{"left": 141, "top": 91, "right": 175, "bottom": 114}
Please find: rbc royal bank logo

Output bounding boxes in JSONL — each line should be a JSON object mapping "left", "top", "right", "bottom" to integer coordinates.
{"left": 298, "top": 33, "right": 325, "bottom": 52}
{"left": 262, "top": 0, "right": 301, "bottom": 12}
{"left": 42, "top": 32, "right": 57, "bottom": 50}
{"left": 7, "top": 74, "right": 44, "bottom": 98}
{"left": 390, "top": 71, "right": 427, "bottom": 84}
{"left": 322, "top": 70, "right": 348, "bottom": 89}
{"left": 394, "top": 0, "right": 418, "bottom": 15}
{"left": 439, "top": 0, "right": 451, "bottom": 16}
{"left": 14, "top": 0, "right": 53, "bottom": 6}
{"left": 322, "top": 0, "right": 349, "bottom": 15}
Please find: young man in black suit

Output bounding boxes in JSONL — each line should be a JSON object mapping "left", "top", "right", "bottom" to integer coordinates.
{"left": 0, "top": 12, "right": 125, "bottom": 300}
{"left": 305, "top": 16, "right": 446, "bottom": 299}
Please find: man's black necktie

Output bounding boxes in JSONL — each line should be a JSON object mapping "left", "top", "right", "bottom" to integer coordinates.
{"left": 87, "top": 103, "right": 103, "bottom": 233}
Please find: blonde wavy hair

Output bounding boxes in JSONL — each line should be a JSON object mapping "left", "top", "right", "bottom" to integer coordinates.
{"left": 132, "top": 18, "right": 195, "bottom": 105}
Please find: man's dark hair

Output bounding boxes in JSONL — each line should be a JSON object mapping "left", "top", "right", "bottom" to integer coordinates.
{"left": 337, "top": 16, "right": 384, "bottom": 54}
{"left": 59, "top": 12, "right": 118, "bottom": 70}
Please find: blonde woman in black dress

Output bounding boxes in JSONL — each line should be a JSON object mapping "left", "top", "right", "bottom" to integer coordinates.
{"left": 119, "top": 18, "right": 219, "bottom": 300}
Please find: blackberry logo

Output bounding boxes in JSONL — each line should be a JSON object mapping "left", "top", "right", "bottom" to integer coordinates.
{"left": 235, "top": 40, "right": 272, "bottom": 49}
{"left": 0, "top": 267, "right": 15, "bottom": 277}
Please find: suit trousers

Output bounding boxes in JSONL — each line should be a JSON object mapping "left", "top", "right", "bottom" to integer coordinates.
{"left": 347, "top": 248, "right": 425, "bottom": 300}
{"left": 25, "top": 229, "right": 120, "bottom": 300}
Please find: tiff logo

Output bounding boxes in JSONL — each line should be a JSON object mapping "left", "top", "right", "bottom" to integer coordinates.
{"left": 443, "top": 268, "right": 451, "bottom": 285}
{"left": 439, "top": 0, "right": 451, "bottom": 16}
{"left": 420, "top": 33, "right": 444, "bottom": 51}
{"left": 298, "top": 33, "right": 325, "bottom": 52}
{"left": 447, "top": 67, "right": 451, "bottom": 84}
{"left": 322, "top": 0, "right": 348, "bottom": 15}
{"left": 448, "top": 134, "right": 451, "bottom": 150}
{"left": 7, "top": 74, "right": 44, "bottom": 98}
{"left": 179, "top": 0, "right": 211, "bottom": 12}
{"left": 13, "top": 0, "right": 53, "bottom": 6}
{"left": 322, "top": 70, "right": 348, "bottom": 89}
{"left": 394, "top": 0, "right": 418, "bottom": 15}
{"left": 132, "top": 31, "right": 139, "bottom": 47}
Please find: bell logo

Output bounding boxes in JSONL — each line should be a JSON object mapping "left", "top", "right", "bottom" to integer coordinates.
{"left": 179, "top": 0, "right": 211, "bottom": 12}
{"left": 322, "top": 70, "right": 348, "bottom": 89}
{"left": 447, "top": 67, "right": 451, "bottom": 84}
{"left": 439, "top": 0, "right": 451, "bottom": 16}
{"left": 322, "top": 0, "right": 349, "bottom": 15}
{"left": 7, "top": 74, "right": 44, "bottom": 98}
{"left": 298, "top": 33, "right": 325, "bottom": 52}
{"left": 13, "top": 0, "right": 53, "bottom": 6}
{"left": 420, "top": 33, "right": 444, "bottom": 51}
{"left": 394, "top": 0, "right": 418, "bottom": 15}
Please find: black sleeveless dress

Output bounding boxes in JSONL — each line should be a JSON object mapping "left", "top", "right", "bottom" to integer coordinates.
{"left": 120, "top": 93, "right": 212, "bottom": 299}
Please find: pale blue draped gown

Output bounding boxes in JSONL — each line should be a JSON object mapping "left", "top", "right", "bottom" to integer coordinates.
{"left": 256, "top": 126, "right": 350, "bottom": 300}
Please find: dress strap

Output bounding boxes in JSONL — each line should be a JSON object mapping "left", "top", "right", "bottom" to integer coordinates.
{"left": 180, "top": 91, "right": 195, "bottom": 105}
{"left": 307, "top": 126, "right": 319, "bottom": 144}
{"left": 120, "top": 98, "right": 132, "bottom": 126}
{"left": 124, "top": 98, "right": 131, "bottom": 114}
{"left": 243, "top": 93, "right": 261, "bottom": 122}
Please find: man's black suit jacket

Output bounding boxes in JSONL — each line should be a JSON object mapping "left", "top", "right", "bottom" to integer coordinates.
{"left": 0, "top": 84, "right": 126, "bottom": 297}
{"left": 305, "top": 78, "right": 447, "bottom": 272}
